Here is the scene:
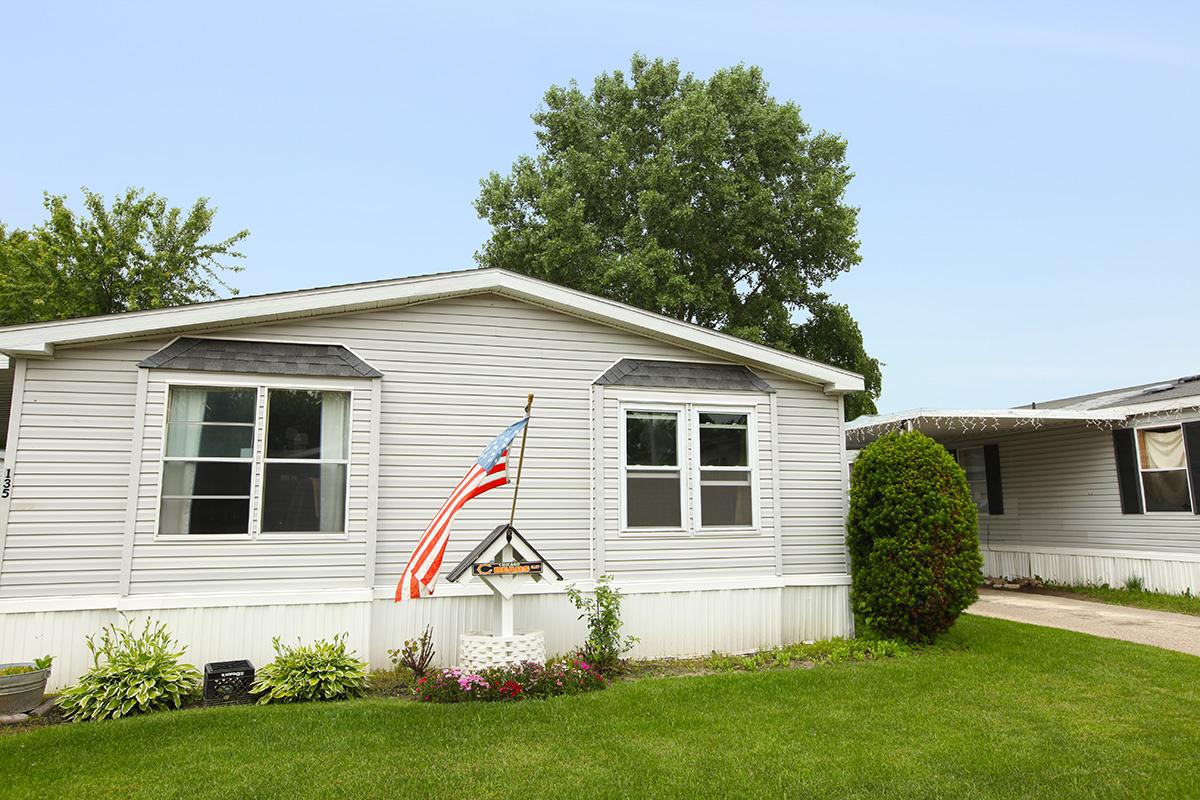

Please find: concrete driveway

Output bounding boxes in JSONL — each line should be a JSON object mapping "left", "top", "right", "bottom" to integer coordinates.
{"left": 967, "top": 588, "right": 1200, "bottom": 657}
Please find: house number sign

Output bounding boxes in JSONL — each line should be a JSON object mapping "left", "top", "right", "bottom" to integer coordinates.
{"left": 1, "top": 469, "right": 10, "bottom": 499}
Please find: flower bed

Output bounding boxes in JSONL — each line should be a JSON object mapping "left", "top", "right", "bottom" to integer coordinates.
{"left": 415, "top": 659, "right": 604, "bottom": 703}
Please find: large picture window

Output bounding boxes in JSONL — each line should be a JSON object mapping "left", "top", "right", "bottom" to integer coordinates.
{"left": 159, "top": 384, "right": 351, "bottom": 536}
{"left": 620, "top": 404, "right": 758, "bottom": 534}
{"left": 1136, "top": 425, "right": 1193, "bottom": 512}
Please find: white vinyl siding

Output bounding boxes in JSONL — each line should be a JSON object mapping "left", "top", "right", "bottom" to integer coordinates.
{"left": 257, "top": 295, "right": 744, "bottom": 586}
{"left": 0, "top": 292, "right": 854, "bottom": 597}
{"left": 0, "top": 339, "right": 169, "bottom": 597}
{"left": 957, "top": 423, "right": 1200, "bottom": 554}
{"left": 774, "top": 377, "right": 849, "bottom": 576}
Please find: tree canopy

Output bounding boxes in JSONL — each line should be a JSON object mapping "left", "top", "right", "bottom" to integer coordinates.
{"left": 0, "top": 188, "right": 247, "bottom": 326}
{"left": 475, "top": 54, "right": 881, "bottom": 417}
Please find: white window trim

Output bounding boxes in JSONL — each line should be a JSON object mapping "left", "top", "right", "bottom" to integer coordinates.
{"left": 619, "top": 404, "right": 688, "bottom": 536}
{"left": 153, "top": 375, "right": 361, "bottom": 542}
{"left": 617, "top": 397, "right": 763, "bottom": 538}
{"left": 1133, "top": 422, "right": 1194, "bottom": 514}
{"left": 691, "top": 406, "right": 760, "bottom": 535}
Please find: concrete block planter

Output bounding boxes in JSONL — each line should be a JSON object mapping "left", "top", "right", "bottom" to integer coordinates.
{"left": 0, "top": 663, "right": 52, "bottom": 715}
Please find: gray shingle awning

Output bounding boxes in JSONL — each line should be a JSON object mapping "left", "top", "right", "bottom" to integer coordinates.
{"left": 594, "top": 359, "right": 774, "bottom": 392}
{"left": 138, "top": 337, "right": 382, "bottom": 378}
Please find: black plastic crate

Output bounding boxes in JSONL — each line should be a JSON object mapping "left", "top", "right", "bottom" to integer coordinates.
{"left": 203, "top": 660, "right": 256, "bottom": 706}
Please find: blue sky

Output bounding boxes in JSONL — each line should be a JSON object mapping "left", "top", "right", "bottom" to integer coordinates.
{"left": 2, "top": 2, "right": 1196, "bottom": 412}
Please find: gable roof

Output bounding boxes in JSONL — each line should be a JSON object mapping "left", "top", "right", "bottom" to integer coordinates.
{"left": 0, "top": 268, "right": 863, "bottom": 393}
{"left": 138, "top": 337, "right": 383, "bottom": 378}
{"left": 594, "top": 359, "right": 775, "bottom": 392}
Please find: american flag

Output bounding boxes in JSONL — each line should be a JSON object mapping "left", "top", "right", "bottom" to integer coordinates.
{"left": 395, "top": 417, "right": 529, "bottom": 601}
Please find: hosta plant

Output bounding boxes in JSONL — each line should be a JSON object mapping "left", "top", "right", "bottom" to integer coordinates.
{"left": 252, "top": 633, "right": 369, "bottom": 704}
{"left": 58, "top": 618, "right": 200, "bottom": 721}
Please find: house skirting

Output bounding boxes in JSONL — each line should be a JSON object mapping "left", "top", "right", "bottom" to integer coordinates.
{"left": 0, "top": 578, "right": 852, "bottom": 690}
{"left": 982, "top": 546, "right": 1200, "bottom": 595}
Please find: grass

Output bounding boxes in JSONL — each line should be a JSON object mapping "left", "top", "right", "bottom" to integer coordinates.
{"left": 1044, "top": 583, "right": 1200, "bottom": 617}
{"left": 2, "top": 615, "right": 1198, "bottom": 799}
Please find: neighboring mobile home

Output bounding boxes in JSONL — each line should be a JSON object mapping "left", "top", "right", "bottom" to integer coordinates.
{"left": 0, "top": 269, "right": 862, "bottom": 687}
{"left": 846, "top": 377, "right": 1200, "bottom": 595}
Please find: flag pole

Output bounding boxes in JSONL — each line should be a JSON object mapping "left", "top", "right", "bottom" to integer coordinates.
{"left": 507, "top": 393, "right": 534, "bottom": 531}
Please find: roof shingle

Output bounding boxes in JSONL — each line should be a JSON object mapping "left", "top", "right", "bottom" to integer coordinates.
{"left": 138, "top": 338, "right": 382, "bottom": 378}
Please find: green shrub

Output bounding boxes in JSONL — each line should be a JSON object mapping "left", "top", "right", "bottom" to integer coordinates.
{"left": 848, "top": 431, "right": 983, "bottom": 642}
{"left": 58, "top": 618, "right": 200, "bottom": 721}
{"left": 252, "top": 633, "right": 369, "bottom": 704}
{"left": 565, "top": 575, "right": 638, "bottom": 674}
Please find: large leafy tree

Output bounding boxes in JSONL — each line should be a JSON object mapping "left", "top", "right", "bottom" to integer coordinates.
{"left": 475, "top": 54, "right": 881, "bottom": 418}
{"left": 0, "top": 188, "right": 247, "bottom": 326}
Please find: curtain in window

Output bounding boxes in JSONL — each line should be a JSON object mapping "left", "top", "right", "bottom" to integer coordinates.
{"left": 319, "top": 391, "right": 349, "bottom": 531}
{"left": 163, "top": 388, "right": 207, "bottom": 533}
{"left": 1141, "top": 428, "right": 1186, "bottom": 469}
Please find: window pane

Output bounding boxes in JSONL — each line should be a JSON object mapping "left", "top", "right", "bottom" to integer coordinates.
{"left": 1143, "top": 470, "right": 1192, "bottom": 512}
{"left": 1139, "top": 427, "right": 1186, "bottom": 470}
{"left": 959, "top": 448, "right": 987, "bottom": 482}
{"left": 165, "top": 423, "right": 255, "bottom": 458}
{"left": 625, "top": 412, "right": 677, "bottom": 466}
{"left": 626, "top": 471, "right": 681, "bottom": 527}
{"left": 168, "top": 387, "right": 256, "bottom": 424}
{"left": 700, "top": 470, "right": 752, "bottom": 526}
{"left": 159, "top": 498, "right": 250, "bottom": 534}
{"left": 267, "top": 390, "right": 350, "bottom": 460}
{"left": 967, "top": 481, "right": 989, "bottom": 515}
{"left": 162, "top": 462, "right": 252, "bottom": 497}
{"left": 261, "top": 462, "right": 347, "bottom": 532}
{"left": 699, "top": 413, "right": 748, "bottom": 466}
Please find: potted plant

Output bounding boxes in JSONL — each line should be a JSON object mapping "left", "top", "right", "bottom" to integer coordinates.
{"left": 0, "top": 656, "right": 53, "bottom": 715}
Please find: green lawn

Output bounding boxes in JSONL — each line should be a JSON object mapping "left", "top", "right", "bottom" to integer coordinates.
{"left": 2, "top": 615, "right": 1198, "bottom": 800}
{"left": 1044, "top": 584, "right": 1200, "bottom": 616}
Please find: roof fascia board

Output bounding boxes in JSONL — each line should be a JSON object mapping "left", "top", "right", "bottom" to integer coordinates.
{"left": 0, "top": 269, "right": 864, "bottom": 393}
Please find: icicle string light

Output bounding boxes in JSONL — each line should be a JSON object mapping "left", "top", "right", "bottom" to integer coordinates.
{"left": 846, "top": 404, "right": 1200, "bottom": 445}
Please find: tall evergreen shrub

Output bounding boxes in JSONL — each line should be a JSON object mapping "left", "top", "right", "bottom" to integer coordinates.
{"left": 848, "top": 431, "right": 983, "bottom": 642}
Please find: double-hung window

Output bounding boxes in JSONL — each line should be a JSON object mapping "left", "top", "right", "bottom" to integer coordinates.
{"left": 696, "top": 412, "right": 753, "bottom": 527}
{"left": 160, "top": 386, "right": 257, "bottom": 535}
{"left": 623, "top": 410, "right": 684, "bottom": 529}
{"left": 1136, "top": 425, "right": 1193, "bottom": 512}
{"left": 159, "top": 385, "right": 351, "bottom": 536}
{"left": 621, "top": 404, "right": 758, "bottom": 534}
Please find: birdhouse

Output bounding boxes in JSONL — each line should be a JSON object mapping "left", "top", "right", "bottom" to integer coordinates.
{"left": 446, "top": 523, "right": 562, "bottom": 670}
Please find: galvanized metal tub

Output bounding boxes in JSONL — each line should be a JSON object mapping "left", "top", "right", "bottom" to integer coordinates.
{"left": 0, "top": 663, "right": 50, "bottom": 715}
